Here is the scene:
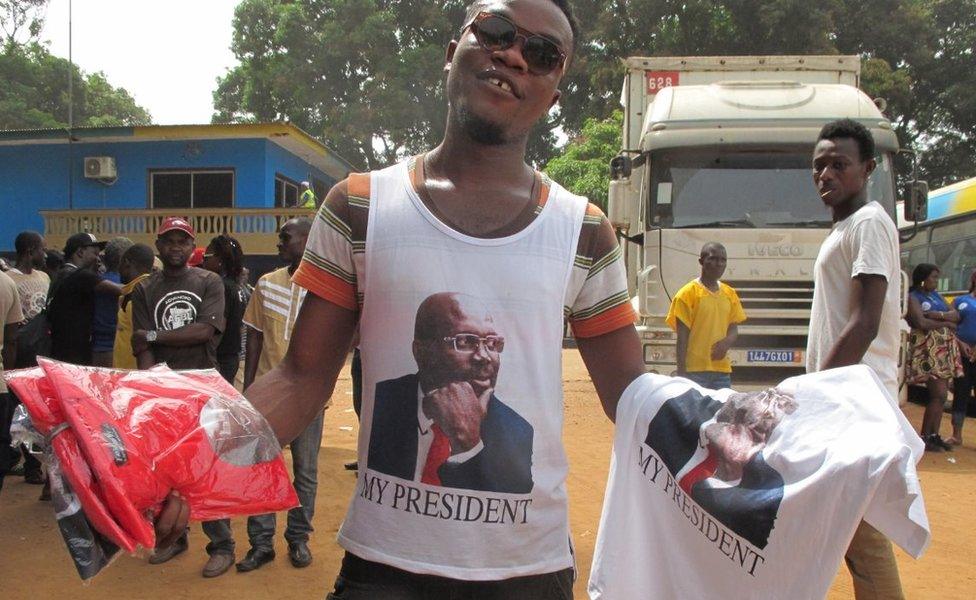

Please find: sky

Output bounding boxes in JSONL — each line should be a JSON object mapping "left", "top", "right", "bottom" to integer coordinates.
{"left": 40, "top": 0, "right": 241, "bottom": 125}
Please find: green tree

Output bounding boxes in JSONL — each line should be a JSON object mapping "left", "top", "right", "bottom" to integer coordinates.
{"left": 0, "top": 42, "right": 152, "bottom": 129}
{"left": 0, "top": 0, "right": 46, "bottom": 47}
{"left": 215, "top": 1, "right": 975, "bottom": 184}
{"left": 563, "top": 0, "right": 975, "bottom": 187}
{"left": 545, "top": 111, "right": 621, "bottom": 210}
{"left": 214, "top": 0, "right": 565, "bottom": 170}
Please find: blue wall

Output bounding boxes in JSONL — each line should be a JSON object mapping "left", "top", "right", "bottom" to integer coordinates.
{"left": 0, "top": 137, "right": 334, "bottom": 250}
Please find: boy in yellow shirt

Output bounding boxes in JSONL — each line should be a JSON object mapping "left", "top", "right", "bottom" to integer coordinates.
{"left": 666, "top": 242, "right": 746, "bottom": 388}
{"left": 113, "top": 244, "right": 156, "bottom": 369}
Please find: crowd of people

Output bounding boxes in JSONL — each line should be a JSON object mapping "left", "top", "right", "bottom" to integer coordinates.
{"left": 0, "top": 1, "right": 967, "bottom": 598}
{"left": 0, "top": 215, "right": 325, "bottom": 578}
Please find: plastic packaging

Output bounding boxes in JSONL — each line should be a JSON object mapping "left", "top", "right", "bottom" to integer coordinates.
{"left": 3, "top": 359, "right": 299, "bottom": 578}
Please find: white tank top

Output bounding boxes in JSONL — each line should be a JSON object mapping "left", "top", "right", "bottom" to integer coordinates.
{"left": 338, "top": 159, "right": 587, "bottom": 579}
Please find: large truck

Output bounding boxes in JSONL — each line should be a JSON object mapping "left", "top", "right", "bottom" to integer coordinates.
{"left": 608, "top": 56, "right": 924, "bottom": 386}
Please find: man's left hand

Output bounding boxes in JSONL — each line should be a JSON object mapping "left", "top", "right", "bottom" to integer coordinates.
{"left": 131, "top": 330, "right": 149, "bottom": 355}
{"left": 422, "top": 382, "right": 489, "bottom": 455}
{"left": 711, "top": 338, "right": 732, "bottom": 360}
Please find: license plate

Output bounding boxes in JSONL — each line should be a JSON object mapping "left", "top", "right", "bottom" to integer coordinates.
{"left": 747, "top": 350, "right": 802, "bottom": 363}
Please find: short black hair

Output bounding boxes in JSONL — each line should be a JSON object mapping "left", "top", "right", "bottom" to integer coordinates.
{"left": 103, "top": 237, "right": 134, "bottom": 272}
{"left": 464, "top": 0, "right": 579, "bottom": 53}
{"left": 14, "top": 231, "right": 42, "bottom": 255}
{"left": 121, "top": 243, "right": 155, "bottom": 273}
{"left": 206, "top": 234, "right": 245, "bottom": 281}
{"left": 911, "top": 263, "right": 939, "bottom": 291}
{"left": 700, "top": 242, "right": 726, "bottom": 259}
{"left": 45, "top": 249, "right": 64, "bottom": 273}
{"left": 817, "top": 119, "right": 875, "bottom": 162}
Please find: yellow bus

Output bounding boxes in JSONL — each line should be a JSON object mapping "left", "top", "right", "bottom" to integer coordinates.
{"left": 900, "top": 176, "right": 976, "bottom": 297}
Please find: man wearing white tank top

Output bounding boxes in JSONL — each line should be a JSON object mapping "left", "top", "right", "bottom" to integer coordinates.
{"left": 153, "top": 1, "right": 645, "bottom": 598}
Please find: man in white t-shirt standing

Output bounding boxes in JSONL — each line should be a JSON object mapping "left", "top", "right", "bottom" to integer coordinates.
{"left": 806, "top": 118, "right": 904, "bottom": 599}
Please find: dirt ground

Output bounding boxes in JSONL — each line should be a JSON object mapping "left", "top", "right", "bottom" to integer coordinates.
{"left": 1, "top": 350, "right": 973, "bottom": 599}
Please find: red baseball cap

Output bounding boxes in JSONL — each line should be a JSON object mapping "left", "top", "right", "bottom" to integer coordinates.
{"left": 188, "top": 247, "right": 206, "bottom": 267}
{"left": 157, "top": 216, "right": 195, "bottom": 239}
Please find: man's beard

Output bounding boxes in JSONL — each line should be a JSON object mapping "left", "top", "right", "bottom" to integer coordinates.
{"left": 456, "top": 105, "right": 507, "bottom": 146}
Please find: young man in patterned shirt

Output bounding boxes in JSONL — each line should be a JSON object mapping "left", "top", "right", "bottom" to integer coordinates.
{"left": 156, "top": 1, "right": 646, "bottom": 597}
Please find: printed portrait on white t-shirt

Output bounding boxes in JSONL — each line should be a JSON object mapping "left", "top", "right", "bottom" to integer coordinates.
{"left": 645, "top": 387, "right": 797, "bottom": 549}
{"left": 366, "top": 292, "right": 534, "bottom": 494}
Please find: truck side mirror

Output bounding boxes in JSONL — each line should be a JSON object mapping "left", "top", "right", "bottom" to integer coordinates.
{"left": 610, "top": 155, "right": 632, "bottom": 180}
{"left": 904, "top": 180, "right": 928, "bottom": 222}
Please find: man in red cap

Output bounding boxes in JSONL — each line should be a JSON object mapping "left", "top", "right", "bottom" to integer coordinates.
{"left": 129, "top": 216, "right": 236, "bottom": 577}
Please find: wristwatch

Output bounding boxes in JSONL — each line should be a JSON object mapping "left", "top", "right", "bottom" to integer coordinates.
{"left": 146, "top": 330, "right": 158, "bottom": 343}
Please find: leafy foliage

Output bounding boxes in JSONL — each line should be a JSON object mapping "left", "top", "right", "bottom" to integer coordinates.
{"left": 545, "top": 111, "right": 621, "bottom": 210}
{"left": 0, "top": 0, "right": 45, "bottom": 47}
{"left": 562, "top": 0, "right": 976, "bottom": 187}
{"left": 0, "top": 42, "right": 152, "bottom": 129}
{"left": 215, "top": 1, "right": 974, "bottom": 185}
{"left": 0, "top": 2, "right": 151, "bottom": 130}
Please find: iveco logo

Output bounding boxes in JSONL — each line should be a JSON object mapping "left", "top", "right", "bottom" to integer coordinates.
{"left": 747, "top": 244, "right": 803, "bottom": 257}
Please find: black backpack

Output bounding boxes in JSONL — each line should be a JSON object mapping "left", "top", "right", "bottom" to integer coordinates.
{"left": 15, "top": 310, "right": 51, "bottom": 367}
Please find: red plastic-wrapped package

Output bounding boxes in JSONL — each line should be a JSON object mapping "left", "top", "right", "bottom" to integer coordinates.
{"left": 5, "top": 367, "right": 138, "bottom": 553}
{"left": 5, "top": 360, "right": 299, "bottom": 559}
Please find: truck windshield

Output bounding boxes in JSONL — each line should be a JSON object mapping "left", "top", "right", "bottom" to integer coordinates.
{"left": 648, "top": 148, "right": 897, "bottom": 228}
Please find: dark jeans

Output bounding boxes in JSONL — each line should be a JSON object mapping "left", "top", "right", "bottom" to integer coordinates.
{"left": 351, "top": 348, "right": 362, "bottom": 419}
{"left": 0, "top": 392, "right": 19, "bottom": 490}
{"left": 172, "top": 520, "right": 235, "bottom": 556}
{"left": 684, "top": 371, "right": 732, "bottom": 390}
{"left": 953, "top": 354, "right": 976, "bottom": 429}
{"left": 0, "top": 391, "right": 42, "bottom": 484}
{"left": 199, "top": 355, "right": 241, "bottom": 556}
{"left": 327, "top": 553, "right": 574, "bottom": 600}
{"left": 246, "top": 410, "right": 325, "bottom": 548}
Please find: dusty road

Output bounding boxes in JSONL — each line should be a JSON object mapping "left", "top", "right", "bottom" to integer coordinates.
{"left": 1, "top": 351, "right": 973, "bottom": 599}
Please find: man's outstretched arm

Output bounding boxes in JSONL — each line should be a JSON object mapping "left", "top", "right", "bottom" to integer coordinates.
{"left": 577, "top": 324, "right": 646, "bottom": 422}
{"left": 247, "top": 293, "right": 358, "bottom": 445}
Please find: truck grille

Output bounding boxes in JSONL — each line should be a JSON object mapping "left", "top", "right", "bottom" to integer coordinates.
{"left": 724, "top": 280, "right": 811, "bottom": 380}
{"left": 723, "top": 280, "right": 812, "bottom": 327}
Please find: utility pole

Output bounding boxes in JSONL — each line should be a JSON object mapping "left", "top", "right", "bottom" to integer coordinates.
{"left": 67, "top": 0, "right": 74, "bottom": 210}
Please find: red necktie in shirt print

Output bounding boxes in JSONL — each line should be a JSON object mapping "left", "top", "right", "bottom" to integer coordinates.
{"left": 421, "top": 424, "right": 451, "bottom": 485}
{"left": 678, "top": 449, "right": 718, "bottom": 494}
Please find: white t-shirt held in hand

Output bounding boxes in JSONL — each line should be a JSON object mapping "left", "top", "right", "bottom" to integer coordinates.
{"left": 589, "top": 366, "right": 929, "bottom": 600}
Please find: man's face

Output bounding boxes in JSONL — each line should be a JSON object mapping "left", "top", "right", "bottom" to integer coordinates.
{"left": 415, "top": 304, "right": 502, "bottom": 397}
{"left": 742, "top": 390, "right": 797, "bottom": 440}
{"left": 119, "top": 258, "right": 131, "bottom": 284}
{"left": 76, "top": 245, "right": 100, "bottom": 269}
{"left": 699, "top": 246, "right": 727, "bottom": 280}
{"left": 31, "top": 238, "right": 46, "bottom": 267}
{"left": 445, "top": 0, "right": 572, "bottom": 145}
{"left": 812, "top": 138, "right": 875, "bottom": 209}
{"left": 277, "top": 223, "right": 308, "bottom": 263}
{"left": 155, "top": 230, "right": 195, "bottom": 268}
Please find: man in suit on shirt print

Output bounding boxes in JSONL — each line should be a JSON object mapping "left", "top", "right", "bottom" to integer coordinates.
{"left": 367, "top": 292, "right": 533, "bottom": 494}
{"left": 645, "top": 387, "right": 797, "bottom": 548}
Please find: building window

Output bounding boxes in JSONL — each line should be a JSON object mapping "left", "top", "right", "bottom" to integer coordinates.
{"left": 150, "top": 169, "right": 234, "bottom": 208}
{"left": 275, "top": 174, "right": 299, "bottom": 208}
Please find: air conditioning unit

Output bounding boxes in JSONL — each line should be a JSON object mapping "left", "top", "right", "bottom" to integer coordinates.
{"left": 84, "top": 156, "right": 117, "bottom": 179}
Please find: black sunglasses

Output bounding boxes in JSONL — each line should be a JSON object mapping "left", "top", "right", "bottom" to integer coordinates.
{"left": 462, "top": 12, "right": 566, "bottom": 76}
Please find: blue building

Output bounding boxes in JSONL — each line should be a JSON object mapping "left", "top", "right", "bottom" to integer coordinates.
{"left": 0, "top": 123, "right": 355, "bottom": 254}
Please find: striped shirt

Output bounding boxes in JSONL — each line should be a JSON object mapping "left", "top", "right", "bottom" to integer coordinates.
{"left": 294, "top": 159, "right": 635, "bottom": 339}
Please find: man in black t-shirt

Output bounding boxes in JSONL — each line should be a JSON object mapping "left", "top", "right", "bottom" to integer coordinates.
{"left": 47, "top": 233, "right": 122, "bottom": 365}
{"left": 130, "top": 217, "right": 233, "bottom": 579}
